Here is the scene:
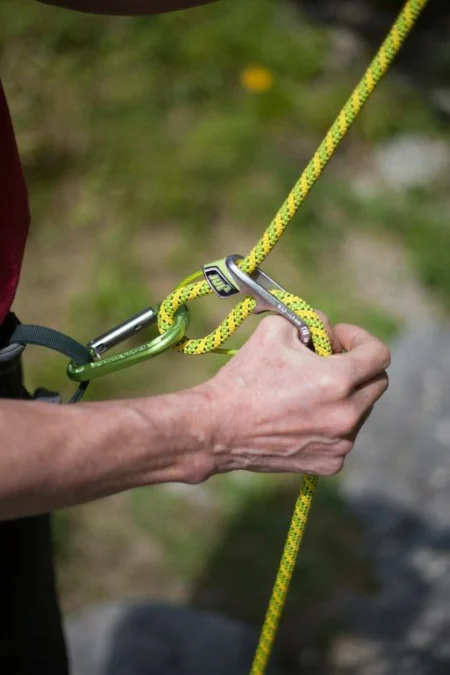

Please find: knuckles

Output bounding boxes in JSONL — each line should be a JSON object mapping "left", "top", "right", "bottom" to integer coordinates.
{"left": 322, "top": 403, "right": 360, "bottom": 438}
{"left": 379, "top": 343, "right": 392, "bottom": 370}
{"left": 336, "top": 437, "right": 354, "bottom": 457}
{"left": 336, "top": 405, "right": 360, "bottom": 437}
{"left": 315, "top": 457, "right": 345, "bottom": 476}
{"left": 255, "top": 314, "right": 287, "bottom": 340}
{"left": 317, "top": 369, "right": 352, "bottom": 401}
{"left": 380, "top": 371, "right": 390, "bottom": 393}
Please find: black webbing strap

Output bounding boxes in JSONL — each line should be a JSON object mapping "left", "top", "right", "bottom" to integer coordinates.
{"left": 8, "top": 324, "right": 92, "bottom": 404}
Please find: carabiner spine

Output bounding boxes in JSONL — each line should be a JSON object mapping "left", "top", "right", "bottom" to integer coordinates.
{"left": 67, "top": 305, "right": 190, "bottom": 382}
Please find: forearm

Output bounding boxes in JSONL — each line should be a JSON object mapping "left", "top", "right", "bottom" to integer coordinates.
{"left": 0, "top": 387, "right": 213, "bottom": 520}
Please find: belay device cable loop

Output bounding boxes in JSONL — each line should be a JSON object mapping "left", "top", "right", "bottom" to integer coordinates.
{"left": 157, "top": 1, "right": 429, "bottom": 673}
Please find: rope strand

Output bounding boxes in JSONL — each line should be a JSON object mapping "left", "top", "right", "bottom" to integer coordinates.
{"left": 158, "top": 2, "right": 429, "bottom": 673}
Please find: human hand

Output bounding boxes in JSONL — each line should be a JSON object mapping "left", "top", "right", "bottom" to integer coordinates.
{"left": 204, "top": 315, "right": 390, "bottom": 477}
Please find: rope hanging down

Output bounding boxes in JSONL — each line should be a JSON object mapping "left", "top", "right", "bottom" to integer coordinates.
{"left": 158, "top": 1, "right": 429, "bottom": 673}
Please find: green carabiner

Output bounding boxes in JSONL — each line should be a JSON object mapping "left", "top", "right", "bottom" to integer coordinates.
{"left": 67, "top": 305, "right": 190, "bottom": 383}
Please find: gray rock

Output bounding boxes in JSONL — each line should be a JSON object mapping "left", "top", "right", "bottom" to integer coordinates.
{"left": 66, "top": 603, "right": 282, "bottom": 675}
{"left": 373, "top": 135, "right": 450, "bottom": 191}
{"left": 431, "top": 89, "right": 450, "bottom": 119}
{"left": 66, "top": 604, "right": 124, "bottom": 675}
{"left": 337, "top": 322, "right": 450, "bottom": 674}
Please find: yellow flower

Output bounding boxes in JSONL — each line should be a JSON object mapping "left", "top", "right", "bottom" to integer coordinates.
{"left": 240, "top": 65, "right": 274, "bottom": 93}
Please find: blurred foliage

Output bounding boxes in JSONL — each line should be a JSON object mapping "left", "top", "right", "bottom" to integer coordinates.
{"left": 336, "top": 180, "right": 450, "bottom": 308}
{"left": 1, "top": 0, "right": 449, "bottom": 653}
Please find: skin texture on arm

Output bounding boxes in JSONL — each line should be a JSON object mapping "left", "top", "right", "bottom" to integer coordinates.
{"left": 37, "top": 0, "right": 218, "bottom": 15}
{"left": 0, "top": 317, "right": 390, "bottom": 521}
{"left": 0, "top": 386, "right": 213, "bottom": 520}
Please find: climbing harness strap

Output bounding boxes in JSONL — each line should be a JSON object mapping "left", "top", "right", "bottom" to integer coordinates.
{"left": 4, "top": 321, "right": 91, "bottom": 403}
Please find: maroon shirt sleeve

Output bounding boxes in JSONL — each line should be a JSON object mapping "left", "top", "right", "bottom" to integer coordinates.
{"left": 0, "top": 81, "right": 30, "bottom": 325}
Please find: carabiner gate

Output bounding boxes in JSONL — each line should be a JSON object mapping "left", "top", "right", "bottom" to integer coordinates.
{"left": 67, "top": 304, "right": 190, "bottom": 382}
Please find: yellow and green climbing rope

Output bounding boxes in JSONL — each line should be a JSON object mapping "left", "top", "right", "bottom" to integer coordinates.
{"left": 158, "top": 1, "right": 430, "bottom": 673}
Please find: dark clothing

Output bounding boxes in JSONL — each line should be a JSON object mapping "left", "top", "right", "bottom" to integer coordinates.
{"left": 0, "top": 315, "right": 68, "bottom": 674}
{"left": 0, "top": 82, "right": 30, "bottom": 325}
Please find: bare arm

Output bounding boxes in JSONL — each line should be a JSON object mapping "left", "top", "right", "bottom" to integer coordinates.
{"left": 0, "top": 317, "right": 390, "bottom": 521}
{"left": 0, "top": 386, "right": 212, "bottom": 520}
{"left": 37, "top": 0, "right": 217, "bottom": 15}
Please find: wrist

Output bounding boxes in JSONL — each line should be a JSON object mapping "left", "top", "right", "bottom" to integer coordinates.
{"left": 198, "top": 378, "right": 243, "bottom": 475}
{"left": 131, "top": 385, "right": 217, "bottom": 485}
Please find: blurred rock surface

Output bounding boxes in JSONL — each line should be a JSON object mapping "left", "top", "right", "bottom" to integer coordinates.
{"left": 352, "top": 134, "right": 450, "bottom": 196}
{"left": 336, "top": 321, "right": 450, "bottom": 674}
{"left": 66, "top": 603, "right": 281, "bottom": 675}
